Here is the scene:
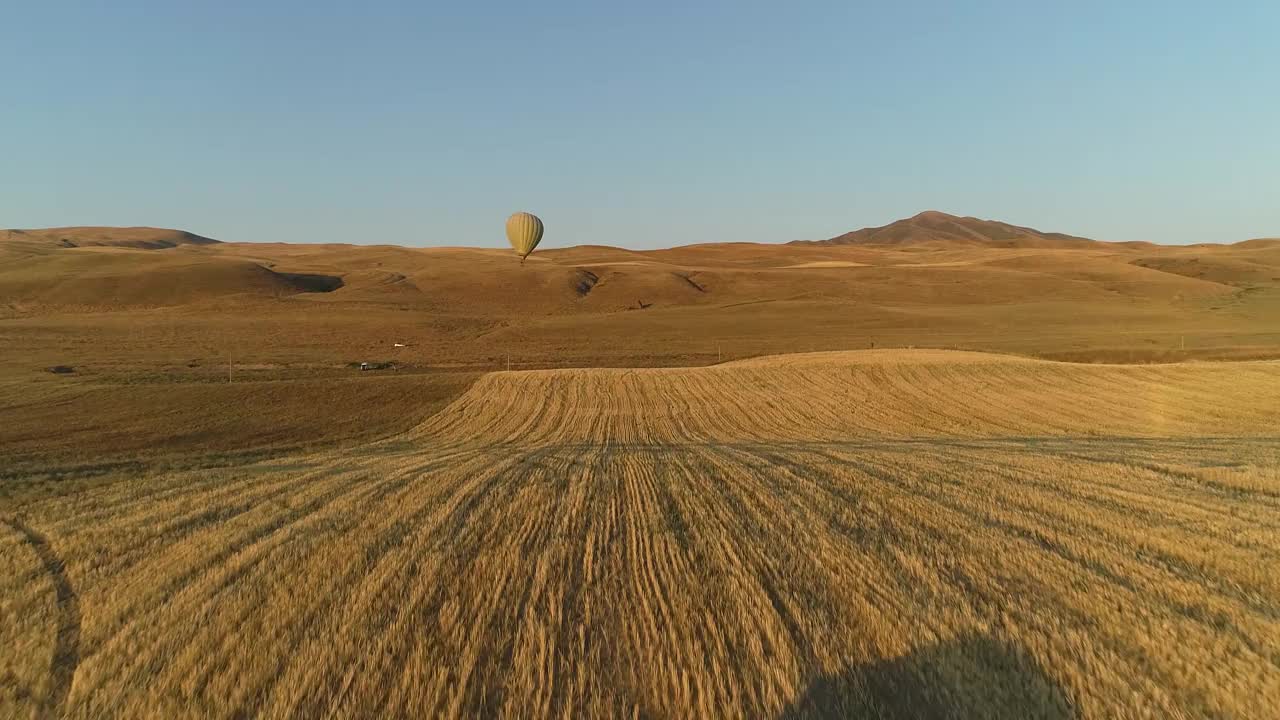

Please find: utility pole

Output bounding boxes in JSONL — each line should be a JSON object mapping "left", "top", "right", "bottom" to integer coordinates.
{"left": 717, "top": 343, "right": 722, "bottom": 364}
{"left": 506, "top": 353, "right": 510, "bottom": 372}
{"left": 228, "top": 349, "right": 233, "bottom": 384}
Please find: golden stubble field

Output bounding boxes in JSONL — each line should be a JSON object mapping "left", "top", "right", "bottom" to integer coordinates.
{"left": 3, "top": 350, "right": 1279, "bottom": 718}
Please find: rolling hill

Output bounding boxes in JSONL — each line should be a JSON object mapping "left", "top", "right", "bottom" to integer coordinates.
{"left": 792, "top": 211, "right": 1101, "bottom": 248}
{"left": 1, "top": 226, "right": 220, "bottom": 253}
{"left": 1, "top": 214, "right": 1277, "bottom": 371}
{"left": 0, "top": 250, "right": 341, "bottom": 309}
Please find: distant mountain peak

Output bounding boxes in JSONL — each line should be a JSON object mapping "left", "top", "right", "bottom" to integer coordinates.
{"left": 909, "top": 210, "right": 957, "bottom": 221}
{"left": 792, "top": 212, "right": 1096, "bottom": 249}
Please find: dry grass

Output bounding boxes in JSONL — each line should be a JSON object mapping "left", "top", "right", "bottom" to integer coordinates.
{"left": 2, "top": 350, "right": 1277, "bottom": 718}
{"left": 4, "top": 227, "right": 1279, "bottom": 476}
{"left": 0, "top": 372, "right": 478, "bottom": 466}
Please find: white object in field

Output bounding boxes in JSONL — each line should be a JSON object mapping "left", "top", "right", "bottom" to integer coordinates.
{"left": 393, "top": 343, "right": 407, "bottom": 347}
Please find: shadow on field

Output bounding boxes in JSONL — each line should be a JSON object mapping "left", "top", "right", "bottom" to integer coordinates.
{"left": 278, "top": 271, "right": 344, "bottom": 292}
{"left": 778, "top": 632, "right": 1075, "bottom": 720}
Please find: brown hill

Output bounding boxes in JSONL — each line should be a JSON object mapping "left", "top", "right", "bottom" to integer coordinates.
{"left": 2, "top": 217, "right": 1278, "bottom": 473}
{"left": 1231, "top": 237, "right": 1280, "bottom": 249}
{"left": 794, "top": 210, "right": 1098, "bottom": 248}
{"left": 0, "top": 249, "right": 339, "bottom": 309}
{"left": 1, "top": 226, "right": 220, "bottom": 253}
{"left": 1131, "top": 243, "right": 1280, "bottom": 286}
{"left": 1, "top": 216, "right": 1278, "bottom": 370}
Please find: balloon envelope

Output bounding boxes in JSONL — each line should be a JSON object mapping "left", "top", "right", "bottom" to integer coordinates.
{"left": 505, "top": 212, "right": 544, "bottom": 260}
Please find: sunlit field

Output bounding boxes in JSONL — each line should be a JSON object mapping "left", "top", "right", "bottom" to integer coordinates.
{"left": 4, "top": 351, "right": 1278, "bottom": 718}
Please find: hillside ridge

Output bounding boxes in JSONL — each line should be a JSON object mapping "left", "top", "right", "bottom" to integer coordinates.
{"left": 2, "top": 226, "right": 220, "bottom": 250}
{"left": 791, "top": 211, "right": 1099, "bottom": 248}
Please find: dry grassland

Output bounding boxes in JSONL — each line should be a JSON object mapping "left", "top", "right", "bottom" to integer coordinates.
{"left": 3, "top": 350, "right": 1278, "bottom": 718}
{"left": 0, "top": 372, "right": 479, "bottom": 475}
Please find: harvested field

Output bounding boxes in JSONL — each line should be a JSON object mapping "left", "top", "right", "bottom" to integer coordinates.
{"left": 3, "top": 350, "right": 1279, "bottom": 718}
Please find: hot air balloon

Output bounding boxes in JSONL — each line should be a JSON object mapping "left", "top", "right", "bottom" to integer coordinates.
{"left": 505, "top": 212, "right": 544, "bottom": 264}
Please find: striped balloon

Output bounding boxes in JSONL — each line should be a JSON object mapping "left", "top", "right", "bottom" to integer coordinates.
{"left": 505, "top": 212, "right": 544, "bottom": 263}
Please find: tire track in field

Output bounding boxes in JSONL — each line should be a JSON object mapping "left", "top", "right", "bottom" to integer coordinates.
{"left": 81, "top": 447, "right": 490, "bottom": 704}
{"left": 259, "top": 445, "right": 564, "bottom": 717}
{"left": 760, "top": 446, "right": 1195, "bottom": 700}
{"left": 219, "top": 448, "right": 510, "bottom": 715}
{"left": 820, "top": 446, "right": 1280, "bottom": 686}
{"left": 2, "top": 517, "right": 80, "bottom": 720}
{"left": 75, "top": 462, "right": 400, "bottom": 698}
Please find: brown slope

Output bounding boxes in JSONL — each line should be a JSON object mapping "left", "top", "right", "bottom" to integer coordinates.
{"left": 1, "top": 226, "right": 220, "bottom": 251}
{"left": 794, "top": 210, "right": 1099, "bottom": 249}
{"left": 7, "top": 234, "right": 1243, "bottom": 314}
{"left": 0, "top": 249, "right": 339, "bottom": 309}
{"left": 1231, "top": 237, "right": 1280, "bottom": 249}
{"left": 1130, "top": 251, "right": 1280, "bottom": 287}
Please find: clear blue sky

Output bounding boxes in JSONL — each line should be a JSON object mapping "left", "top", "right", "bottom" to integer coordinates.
{"left": 3, "top": 1, "right": 1277, "bottom": 248}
